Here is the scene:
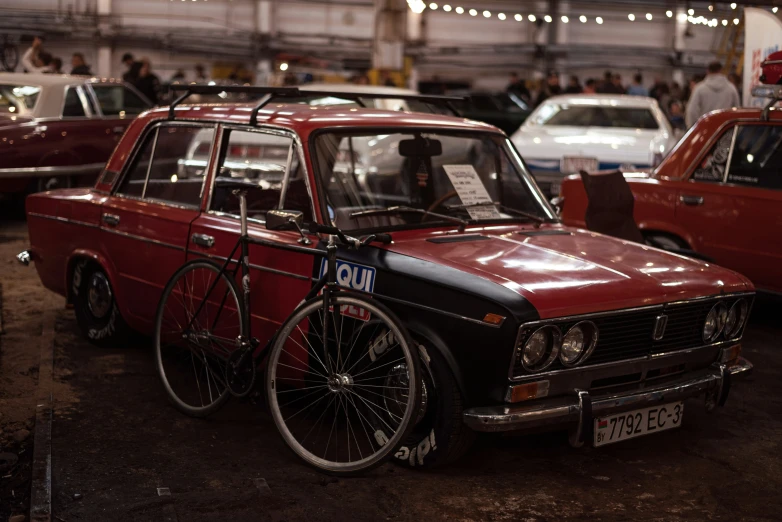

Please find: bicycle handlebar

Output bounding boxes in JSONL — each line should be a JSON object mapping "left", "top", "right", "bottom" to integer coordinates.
{"left": 308, "top": 223, "right": 392, "bottom": 248}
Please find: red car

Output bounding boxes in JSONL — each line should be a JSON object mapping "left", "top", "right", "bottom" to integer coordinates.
{"left": 19, "top": 87, "right": 753, "bottom": 467}
{"left": 0, "top": 73, "right": 151, "bottom": 197}
{"left": 559, "top": 90, "right": 782, "bottom": 294}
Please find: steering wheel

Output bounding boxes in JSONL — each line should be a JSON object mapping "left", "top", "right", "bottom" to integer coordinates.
{"left": 423, "top": 190, "right": 459, "bottom": 221}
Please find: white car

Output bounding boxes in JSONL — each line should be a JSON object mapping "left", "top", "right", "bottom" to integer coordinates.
{"left": 510, "top": 94, "right": 676, "bottom": 196}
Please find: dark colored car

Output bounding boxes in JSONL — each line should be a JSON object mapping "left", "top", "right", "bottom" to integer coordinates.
{"left": 20, "top": 88, "right": 753, "bottom": 469}
{"left": 453, "top": 92, "right": 531, "bottom": 134}
{"left": 0, "top": 72, "right": 152, "bottom": 197}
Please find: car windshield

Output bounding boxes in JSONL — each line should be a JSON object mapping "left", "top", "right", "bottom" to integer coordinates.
{"left": 313, "top": 130, "right": 554, "bottom": 231}
{"left": 0, "top": 84, "right": 41, "bottom": 115}
{"left": 530, "top": 103, "right": 658, "bottom": 129}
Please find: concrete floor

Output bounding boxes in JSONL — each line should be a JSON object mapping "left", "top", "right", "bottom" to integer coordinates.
{"left": 1, "top": 219, "right": 781, "bottom": 522}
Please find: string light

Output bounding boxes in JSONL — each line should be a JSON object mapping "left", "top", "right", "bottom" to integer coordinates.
{"left": 279, "top": 63, "right": 288, "bottom": 71}
{"left": 468, "top": 8, "right": 477, "bottom": 16}
{"left": 628, "top": 13, "right": 635, "bottom": 20}
{"left": 482, "top": 9, "right": 491, "bottom": 17}
{"left": 666, "top": 10, "right": 673, "bottom": 17}
{"left": 708, "top": 5, "right": 713, "bottom": 11}
{"left": 498, "top": 12, "right": 506, "bottom": 20}
{"left": 596, "top": 16, "right": 603, "bottom": 24}
{"left": 678, "top": 12, "right": 688, "bottom": 21}
{"left": 579, "top": 15, "right": 586, "bottom": 23}
{"left": 528, "top": 14, "right": 536, "bottom": 21}
{"left": 688, "top": 8, "right": 694, "bottom": 15}
{"left": 722, "top": 19, "right": 728, "bottom": 25}
{"left": 730, "top": 3, "right": 737, "bottom": 9}
{"left": 455, "top": 6, "right": 463, "bottom": 14}
{"left": 646, "top": 13, "right": 652, "bottom": 20}
{"left": 733, "top": 17, "right": 739, "bottom": 24}
{"left": 774, "top": 6, "right": 779, "bottom": 13}
{"left": 429, "top": 2, "right": 438, "bottom": 10}
{"left": 561, "top": 15, "right": 569, "bottom": 23}
{"left": 514, "top": 13, "right": 522, "bottom": 21}
{"left": 543, "top": 14, "right": 552, "bottom": 22}
{"left": 407, "top": 0, "right": 426, "bottom": 13}
{"left": 443, "top": 4, "right": 451, "bottom": 11}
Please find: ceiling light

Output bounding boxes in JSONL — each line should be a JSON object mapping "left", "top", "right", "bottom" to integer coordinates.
{"left": 722, "top": 19, "right": 728, "bottom": 25}
{"left": 579, "top": 15, "right": 586, "bottom": 22}
{"left": 455, "top": 6, "right": 463, "bottom": 14}
{"left": 543, "top": 14, "right": 552, "bottom": 22}
{"left": 628, "top": 13, "right": 635, "bottom": 21}
{"left": 678, "top": 12, "right": 688, "bottom": 21}
{"left": 514, "top": 13, "right": 522, "bottom": 21}
{"left": 688, "top": 8, "right": 694, "bottom": 15}
{"left": 407, "top": 0, "right": 426, "bottom": 14}
{"left": 774, "top": 7, "right": 779, "bottom": 13}
{"left": 279, "top": 62, "right": 288, "bottom": 71}
{"left": 561, "top": 15, "right": 569, "bottom": 23}
{"left": 666, "top": 10, "right": 673, "bottom": 17}
{"left": 469, "top": 8, "right": 477, "bottom": 16}
{"left": 529, "top": 14, "right": 537, "bottom": 22}
{"left": 443, "top": 4, "right": 451, "bottom": 11}
{"left": 709, "top": 5, "right": 714, "bottom": 11}
{"left": 646, "top": 13, "right": 652, "bottom": 20}
{"left": 596, "top": 16, "right": 603, "bottom": 24}
{"left": 429, "top": 2, "right": 437, "bottom": 10}
{"left": 498, "top": 12, "right": 506, "bottom": 20}
{"left": 733, "top": 17, "right": 739, "bottom": 24}
{"left": 483, "top": 10, "right": 491, "bottom": 17}
{"left": 730, "top": 3, "right": 737, "bottom": 9}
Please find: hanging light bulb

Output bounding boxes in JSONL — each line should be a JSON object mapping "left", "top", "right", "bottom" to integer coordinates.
{"left": 528, "top": 14, "right": 537, "bottom": 22}
{"left": 407, "top": 0, "right": 426, "bottom": 14}
{"left": 774, "top": 6, "right": 779, "bottom": 13}
{"left": 443, "top": 4, "right": 451, "bottom": 12}
{"left": 514, "top": 13, "right": 522, "bottom": 21}
{"left": 666, "top": 10, "right": 673, "bottom": 17}
{"left": 722, "top": 19, "right": 728, "bottom": 25}
{"left": 708, "top": 5, "right": 714, "bottom": 11}
{"left": 498, "top": 12, "right": 506, "bottom": 20}
{"left": 429, "top": 2, "right": 438, "bottom": 10}
{"left": 468, "top": 8, "right": 477, "bottom": 16}
{"left": 455, "top": 6, "right": 464, "bottom": 14}
{"left": 730, "top": 3, "right": 737, "bottom": 9}
{"left": 483, "top": 10, "right": 491, "bottom": 17}
{"left": 733, "top": 17, "right": 739, "bottom": 24}
{"left": 646, "top": 13, "right": 652, "bottom": 20}
{"left": 561, "top": 15, "right": 569, "bottom": 23}
{"left": 543, "top": 14, "right": 551, "bottom": 22}
{"left": 596, "top": 16, "right": 603, "bottom": 24}
{"left": 628, "top": 13, "right": 636, "bottom": 21}
{"left": 688, "top": 8, "right": 694, "bottom": 15}
{"left": 579, "top": 15, "right": 586, "bottom": 23}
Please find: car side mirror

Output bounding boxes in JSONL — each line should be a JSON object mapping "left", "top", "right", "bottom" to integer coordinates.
{"left": 266, "top": 209, "right": 311, "bottom": 245}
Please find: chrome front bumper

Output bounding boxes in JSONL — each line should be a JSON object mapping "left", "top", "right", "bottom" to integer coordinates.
{"left": 16, "top": 249, "right": 31, "bottom": 266}
{"left": 463, "top": 358, "right": 752, "bottom": 444}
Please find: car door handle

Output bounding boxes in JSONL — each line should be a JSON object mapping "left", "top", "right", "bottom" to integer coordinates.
{"left": 102, "top": 213, "right": 120, "bottom": 226}
{"left": 191, "top": 233, "right": 215, "bottom": 248}
{"left": 679, "top": 195, "right": 704, "bottom": 206}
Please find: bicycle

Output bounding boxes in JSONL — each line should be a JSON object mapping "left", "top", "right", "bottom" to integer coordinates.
{"left": 153, "top": 181, "right": 421, "bottom": 475}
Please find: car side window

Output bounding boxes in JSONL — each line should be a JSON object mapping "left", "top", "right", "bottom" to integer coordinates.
{"left": 691, "top": 129, "right": 733, "bottom": 183}
{"left": 92, "top": 85, "right": 150, "bottom": 116}
{"left": 210, "top": 130, "right": 311, "bottom": 222}
{"left": 62, "top": 88, "right": 86, "bottom": 117}
{"left": 726, "top": 125, "right": 782, "bottom": 190}
{"left": 116, "top": 125, "right": 214, "bottom": 207}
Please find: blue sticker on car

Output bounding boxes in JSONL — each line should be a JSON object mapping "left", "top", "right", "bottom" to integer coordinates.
{"left": 318, "top": 259, "right": 376, "bottom": 320}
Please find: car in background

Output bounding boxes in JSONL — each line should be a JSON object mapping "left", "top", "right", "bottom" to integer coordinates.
{"left": 0, "top": 73, "right": 152, "bottom": 198}
{"left": 19, "top": 87, "right": 754, "bottom": 467}
{"left": 511, "top": 94, "right": 675, "bottom": 197}
{"left": 559, "top": 87, "right": 782, "bottom": 294}
{"left": 451, "top": 91, "right": 531, "bottom": 135}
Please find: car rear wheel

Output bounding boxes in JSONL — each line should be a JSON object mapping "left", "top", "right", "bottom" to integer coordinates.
{"left": 393, "top": 343, "right": 475, "bottom": 469}
{"left": 73, "top": 261, "right": 129, "bottom": 347}
{"left": 643, "top": 232, "right": 689, "bottom": 251}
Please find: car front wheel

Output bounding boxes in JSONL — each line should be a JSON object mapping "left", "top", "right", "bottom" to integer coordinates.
{"left": 73, "top": 261, "right": 128, "bottom": 346}
{"left": 393, "top": 342, "right": 475, "bottom": 469}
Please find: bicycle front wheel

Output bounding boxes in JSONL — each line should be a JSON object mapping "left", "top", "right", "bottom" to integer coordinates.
{"left": 266, "top": 294, "right": 420, "bottom": 474}
{"left": 154, "top": 259, "right": 243, "bottom": 417}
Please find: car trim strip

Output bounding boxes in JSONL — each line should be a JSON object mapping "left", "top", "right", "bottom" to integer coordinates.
{"left": 508, "top": 292, "right": 755, "bottom": 381}
{"left": 0, "top": 163, "right": 106, "bottom": 179}
{"left": 188, "top": 251, "right": 311, "bottom": 281}
{"left": 27, "top": 212, "right": 100, "bottom": 229}
{"left": 101, "top": 227, "right": 185, "bottom": 251}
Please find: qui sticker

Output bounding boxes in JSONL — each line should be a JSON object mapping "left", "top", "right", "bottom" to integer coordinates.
{"left": 318, "top": 259, "right": 376, "bottom": 321}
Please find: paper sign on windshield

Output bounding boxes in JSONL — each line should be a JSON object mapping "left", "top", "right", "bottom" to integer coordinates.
{"left": 442, "top": 165, "right": 502, "bottom": 220}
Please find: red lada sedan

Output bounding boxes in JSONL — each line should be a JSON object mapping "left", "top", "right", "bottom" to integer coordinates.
{"left": 560, "top": 100, "right": 782, "bottom": 294}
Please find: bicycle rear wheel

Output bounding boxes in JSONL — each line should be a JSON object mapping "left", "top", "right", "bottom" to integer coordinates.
{"left": 154, "top": 259, "right": 243, "bottom": 417}
{"left": 266, "top": 294, "right": 420, "bottom": 475}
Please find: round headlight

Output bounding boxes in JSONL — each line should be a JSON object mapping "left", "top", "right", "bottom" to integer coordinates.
{"left": 703, "top": 302, "right": 728, "bottom": 342}
{"left": 560, "top": 321, "right": 599, "bottom": 366}
{"left": 521, "top": 325, "right": 561, "bottom": 371}
{"left": 724, "top": 299, "right": 748, "bottom": 338}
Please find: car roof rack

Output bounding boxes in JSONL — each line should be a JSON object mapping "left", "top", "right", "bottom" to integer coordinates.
{"left": 750, "top": 84, "right": 782, "bottom": 121}
{"left": 167, "top": 84, "right": 464, "bottom": 124}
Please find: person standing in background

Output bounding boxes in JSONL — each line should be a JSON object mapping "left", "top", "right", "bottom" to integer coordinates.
{"left": 535, "top": 71, "right": 562, "bottom": 106}
{"left": 22, "top": 37, "right": 52, "bottom": 73}
{"left": 507, "top": 72, "right": 531, "bottom": 104}
{"left": 194, "top": 64, "right": 209, "bottom": 83}
{"left": 122, "top": 53, "right": 138, "bottom": 83}
{"left": 131, "top": 59, "right": 160, "bottom": 105}
{"left": 564, "top": 75, "right": 582, "bottom": 94}
{"left": 70, "top": 53, "right": 92, "bottom": 76}
{"left": 583, "top": 78, "right": 596, "bottom": 94}
{"left": 627, "top": 74, "right": 649, "bottom": 96}
{"left": 50, "top": 57, "right": 63, "bottom": 74}
{"left": 685, "top": 61, "right": 740, "bottom": 127}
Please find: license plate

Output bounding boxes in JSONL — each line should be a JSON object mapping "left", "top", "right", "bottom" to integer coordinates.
{"left": 594, "top": 402, "right": 683, "bottom": 447}
{"left": 561, "top": 156, "right": 599, "bottom": 173}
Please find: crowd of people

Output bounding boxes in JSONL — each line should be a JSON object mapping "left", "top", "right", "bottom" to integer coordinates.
{"left": 507, "top": 61, "right": 742, "bottom": 131}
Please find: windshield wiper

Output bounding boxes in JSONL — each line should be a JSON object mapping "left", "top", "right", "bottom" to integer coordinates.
{"left": 444, "top": 202, "right": 555, "bottom": 227}
{"left": 349, "top": 206, "right": 469, "bottom": 231}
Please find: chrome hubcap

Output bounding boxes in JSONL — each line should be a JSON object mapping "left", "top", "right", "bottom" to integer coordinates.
{"left": 87, "top": 272, "right": 112, "bottom": 319}
{"left": 327, "top": 373, "right": 354, "bottom": 393}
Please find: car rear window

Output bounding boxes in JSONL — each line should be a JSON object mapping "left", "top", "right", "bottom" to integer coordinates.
{"left": 531, "top": 104, "right": 659, "bottom": 129}
{"left": 0, "top": 84, "right": 41, "bottom": 114}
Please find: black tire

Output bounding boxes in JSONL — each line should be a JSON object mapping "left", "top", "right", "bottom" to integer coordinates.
{"left": 643, "top": 231, "right": 689, "bottom": 251}
{"left": 392, "top": 342, "right": 475, "bottom": 469}
{"left": 72, "top": 261, "right": 129, "bottom": 347}
{"left": 266, "top": 294, "right": 421, "bottom": 475}
{"left": 154, "top": 259, "right": 241, "bottom": 418}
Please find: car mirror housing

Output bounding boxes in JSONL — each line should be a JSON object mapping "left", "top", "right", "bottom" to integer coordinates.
{"left": 266, "top": 209, "right": 304, "bottom": 231}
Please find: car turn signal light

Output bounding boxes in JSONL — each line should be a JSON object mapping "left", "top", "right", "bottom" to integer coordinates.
{"left": 483, "top": 313, "right": 505, "bottom": 326}
{"left": 505, "top": 381, "right": 550, "bottom": 403}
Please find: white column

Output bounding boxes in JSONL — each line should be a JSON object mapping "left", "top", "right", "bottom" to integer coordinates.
{"left": 672, "top": 7, "right": 688, "bottom": 84}
{"left": 373, "top": 0, "right": 405, "bottom": 71}
{"left": 256, "top": 0, "right": 273, "bottom": 34}
{"left": 96, "top": 0, "right": 112, "bottom": 77}
{"left": 97, "top": 47, "right": 112, "bottom": 78}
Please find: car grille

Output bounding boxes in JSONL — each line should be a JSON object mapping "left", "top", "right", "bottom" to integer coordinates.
{"left": 510, "top": 295, "right": 752, "bottom": 378}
